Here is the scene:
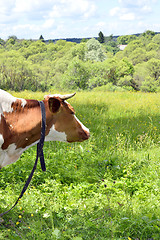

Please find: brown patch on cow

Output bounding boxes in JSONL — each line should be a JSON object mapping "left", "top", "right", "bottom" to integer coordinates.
{"left": 11, "top": 99, "right": 23, "bottom": 112}
{"left": 11, "top": 99, "right": 39, "bottom": 112}
{"left": 62, "top": 101, "right": 75, "bottom": 115}
{"left": 25, "top": 100, "right": 40, "bottom": 108}
{"left": 0, "top": 114, "right": 13, "bottom": 150}
{"left": 2, "top": 100, "right": 42, "bottom": 150}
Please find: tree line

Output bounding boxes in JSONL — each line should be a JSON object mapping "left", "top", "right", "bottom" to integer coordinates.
{"left": 0, "top": 30, "right": 160, "bottom": 92}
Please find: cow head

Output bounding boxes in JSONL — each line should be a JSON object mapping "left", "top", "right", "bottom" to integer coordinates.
{"left": 44, "top": 93, "right": 90, "bottom": 143}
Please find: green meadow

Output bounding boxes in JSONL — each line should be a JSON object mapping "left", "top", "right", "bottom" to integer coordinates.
{"left": 0, "top": 90, "right": 160, "bottom": 239}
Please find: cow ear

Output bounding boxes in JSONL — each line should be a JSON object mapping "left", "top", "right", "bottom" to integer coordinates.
{"left": 48, "top": 97, "right": 61, "bottom": 113}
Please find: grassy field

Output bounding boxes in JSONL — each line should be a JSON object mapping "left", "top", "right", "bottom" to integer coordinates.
{"left": 0, "top": 90, "right": 160, "bottom": 239}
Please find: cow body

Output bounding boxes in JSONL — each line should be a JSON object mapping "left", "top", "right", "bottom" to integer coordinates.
{"left": 0, "top": 89, "right": 90, "bottom": 168}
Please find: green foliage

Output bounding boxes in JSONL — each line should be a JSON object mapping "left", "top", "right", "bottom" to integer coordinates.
{"left": 141, "top": 30, "right": 156, "bottom": 38}
{"left": 152, "top": 34, "right": 160, "bottom": 44}
{"left": 105, "top": 34, "right": 120, "bottom": 54}
{"left": 1, "top": 91, "right": 160, "bottom": 239}
{"left": 117, "top": 34, "right": 137, "bottom": 45}
{"left": 0, "top": 38, "right": 5, "bottom": 46}
{"left": 97, "top": 31, "right": 105, "bottom": 43}
{"left": 39, "top": 35, "right": 45, "bottom": 42}
{"left": 62, "top": 58, "right": 90, "bottom": 90}
{"left": 0, "top": 51, "right": 38, "bottom": 91}
{"left": 0, "top": 32, "right": 160, "bottom": 92}
{"left": 87, "top": 60, "right": 109, "bottom": 89}
{"left": 71, "top": 43, "right": 86, "bottom": 60}
{"left": 85, "top": 38, "right": 106, "bottom": 62}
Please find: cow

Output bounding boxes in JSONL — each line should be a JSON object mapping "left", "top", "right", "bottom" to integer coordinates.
{"left": 0, "top": 89, "right": 90, "bottom": 169}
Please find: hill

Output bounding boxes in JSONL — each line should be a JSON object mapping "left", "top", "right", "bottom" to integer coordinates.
{"left": 45, "top": 31, "right": 160, "bottom": 44}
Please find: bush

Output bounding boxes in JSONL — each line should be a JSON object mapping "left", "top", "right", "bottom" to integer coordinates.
{"left": 140, "top": 77, "right": 160, "bottom": 92}
{"left": 61, "top": 59, "right": 90, "bottom": 90}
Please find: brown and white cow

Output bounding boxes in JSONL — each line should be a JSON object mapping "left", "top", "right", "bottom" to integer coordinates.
{"left": 0, "top": 89, "right": 90, "bottom": 168}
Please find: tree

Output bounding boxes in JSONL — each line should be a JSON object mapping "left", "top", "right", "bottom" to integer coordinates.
{"left": 85, "top": 38, "right": 106, "bottom": 62}
{"left": 117, "top": 35, "right": 137, "bottom": 45}
{"left": 123, "top": 39, "right": 143, "bottom": 58}
{"left": 147, "top": 58, "right": 160, "bottom": 80}
{"left": 6, "top": 35, "right": 18, "bottom": 45}
{"left": 81, "top": 38, "right": 89, "bottom": 43}
{"left": 98, "top": 31, "right": 105, "bottom": 44}
{"left": 62, "top": 59, "right": 90, "bottom": 90}
{"left": 142, "top": 30, "right": 155, "bottom": 38}
{"left": 129, "top": 48, "right": 148, "bottom": 65}
{"left": 0, "top": 38, "right": 5, "bottom": 46}
{"left": 72, "top": 43, "right": 86, "bottom": 60}
{"left": 152, "top": 34, "right": 160, "bottom": 44}
{"left": 39, "top": 35, "right": 45, "bottom": 42}
{"left": 105, "top": 34, "right": 120, "bottom": 54}
{"left": 8, "top": 35, "right": 18, "bottom": 41}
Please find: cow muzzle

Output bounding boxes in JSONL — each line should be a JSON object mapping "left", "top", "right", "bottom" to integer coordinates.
{"left": 67, "top": 127, "right": 90, "bottom": 143}
{"left": 79, "top": 128, "right": 90, "bottom": 141}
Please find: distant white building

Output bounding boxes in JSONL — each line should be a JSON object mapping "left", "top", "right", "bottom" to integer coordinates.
{"left": 118, "top": 45, "right": 127, "bottom": 50}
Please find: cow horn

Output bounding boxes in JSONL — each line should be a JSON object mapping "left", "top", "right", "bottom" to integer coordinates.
{"left": 60, "top": 92, "right": 76, "bottom": 100}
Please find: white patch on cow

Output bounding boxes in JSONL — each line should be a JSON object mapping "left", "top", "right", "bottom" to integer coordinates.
{"left": 0, "top": 141, "right": 38, "bottom": 168}
{"left": 74, "top": 115, "right": 89, "bottom": 133}
{"left": 20, "top": 99, "right": 27, "bottom": 108}
{"left": 0, "top": 104, "right": 3, "bottom": 123}
{"left": 0, "top": 89, "right": 27, "bottom": 113}
{"left": 0, "top": 143, "right": 21, "bottom": 167}
{"left": 0, "top": 136, "right": 42, "bottom": 167}
{"left": 45, "top": 124, "right": 67, "bottom": 142}
{"left": 0, "top": 89, "right": 16, "bottom": 113}
{"left": 0, "top": 133, "right": 4, "bottom": 146}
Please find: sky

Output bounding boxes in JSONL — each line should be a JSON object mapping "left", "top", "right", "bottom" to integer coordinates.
{"left": 0, "top": 0, "right": 160, "bottom": 40}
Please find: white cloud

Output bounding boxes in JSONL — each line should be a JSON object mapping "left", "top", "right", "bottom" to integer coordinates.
{"left": 0, "top": 0, "right": 15, "bottom": 13}
{"left": 0, "top": 0, "right": 97, "bottom": 39}
{"left": 42, "top": 19, "right": 55, "bottom": 29}
{"left": 118, "top": 0, "right": 156, "bottom": 8}
{"left": 110, "top": 7, "right": 120, "bottom": 17}
{"left": 120, "top": 12, "right": 135, "bottom": 21}
{"left": 13, "top": 0, "right": 54, "bottom": 13}
{"left": 118, "top": 0, "right": 157, "bottom": 14}
{"left": 96, "top": 22, "right": 107, "bottom": 28}
{"left": 138, "top": 21, "right": 160, "bottom": 32}
{"left": 0, "top": 0, "right": 96, "bottom": 22}
{"left": 110, "top": 7, "right": 136, "bottom": 21}
{"left": 48, "top": 0, "right": 96, "bottom": 19}
{"left": 141, "top": 5, "right": 152, "bottom": 13}
{"left": 110, "top": 0, "right": 156, "bottom": 22}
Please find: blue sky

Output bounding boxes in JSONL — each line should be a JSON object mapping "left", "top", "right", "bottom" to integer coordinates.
{"left": 0, "top": 0, "right": 160, "bottom": 40}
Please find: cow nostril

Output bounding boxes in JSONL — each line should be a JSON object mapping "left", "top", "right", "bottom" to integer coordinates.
{"left": 82, "top": 130, "right": 90, "bottom": 140}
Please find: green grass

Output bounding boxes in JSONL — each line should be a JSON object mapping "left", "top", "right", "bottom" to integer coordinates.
{"left": 0, "top": 90, "right": 160, "bottom": 239}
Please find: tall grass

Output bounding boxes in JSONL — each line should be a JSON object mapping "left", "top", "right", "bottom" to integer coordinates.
{"left": 0, "top": 90, "right": 160, "bottom": 239}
